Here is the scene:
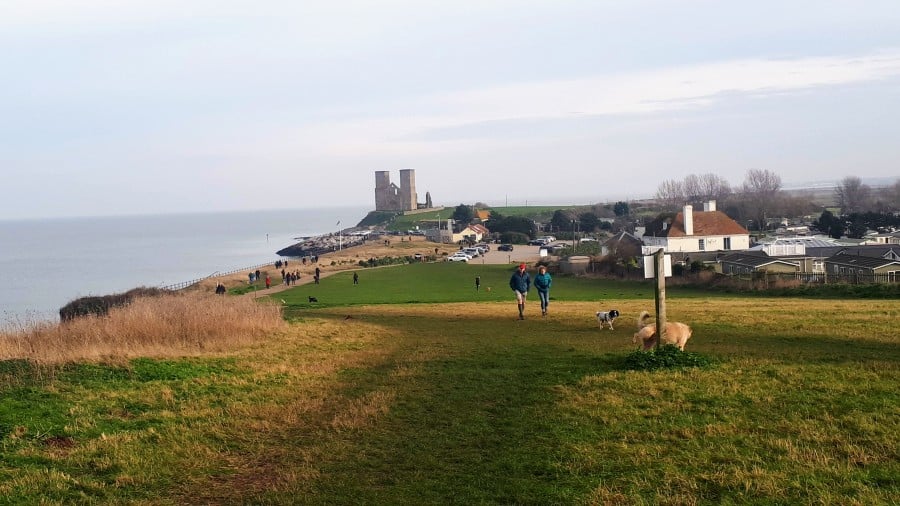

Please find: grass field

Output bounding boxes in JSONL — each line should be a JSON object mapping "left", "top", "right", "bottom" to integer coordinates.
{"left": 1, "top": 263, "right": 898, "bottom": 504}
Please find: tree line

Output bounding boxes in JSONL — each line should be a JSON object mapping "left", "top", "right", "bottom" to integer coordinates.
{"left": 654, "top": 170, "right": 900, "bottom": 237}
{"left": 449, "top": 171, "right": 899, "bottom": 242}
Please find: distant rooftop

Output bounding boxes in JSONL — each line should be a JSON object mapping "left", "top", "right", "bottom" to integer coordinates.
{"left": 757, "top": 235, "right": 838, "bottom": 248}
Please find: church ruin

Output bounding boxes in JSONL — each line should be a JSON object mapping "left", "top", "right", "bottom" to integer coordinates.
{"left": 374, "top": 169, "right": 418, "bottom": 211}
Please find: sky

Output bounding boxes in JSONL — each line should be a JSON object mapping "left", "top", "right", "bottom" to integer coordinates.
{"left": 3, "top": 0, "right": 900, "bottom": 220}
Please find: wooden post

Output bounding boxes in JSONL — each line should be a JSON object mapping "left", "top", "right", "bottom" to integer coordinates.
{"left": 654, "top": 249, "right": 667, "bottom": 350}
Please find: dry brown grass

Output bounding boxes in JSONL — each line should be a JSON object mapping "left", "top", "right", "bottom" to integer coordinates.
{"left": 0, "top": 292, "right": 285, "bottom": 363}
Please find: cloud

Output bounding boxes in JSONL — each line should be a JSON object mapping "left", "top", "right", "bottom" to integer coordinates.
{"left": 234, "top": 49, "right": 900, "bottom": 159}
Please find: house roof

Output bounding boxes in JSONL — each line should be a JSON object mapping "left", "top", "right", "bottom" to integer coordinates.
{"left": 825, "top": 252, "right": 900, "bottom": 269}
{"left": 719, "top": 251, "right": 798, "bottom": 268}
{"left": 475, "top": 210, "right": 491, "bottom": 221}
{"left": 602, "top": 231, "right": 642, "bottom": 248}
{"left": 809, "top": 245, "right": 900, "bottom": 260}
{"left": 463, "top": 224, "right": 490, "bottom": 235}
{"left": 644, "top": 210, "right": 748, "bottom": 238}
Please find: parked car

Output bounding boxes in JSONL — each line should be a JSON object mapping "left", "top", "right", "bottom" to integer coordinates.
{"left": 528, "top": 238, "right": 550, "bottom": 246}
{"left": 498, "top": 244, "right": 514, "bottom": 251}
{"left": 462, "top": 247, "right": 481, "bottom": 258}
{"left": 474, "top": 243, "right": 491, "bottom": 253}
{"left": 447, "top": 252, "right": 470, "bottom": 262}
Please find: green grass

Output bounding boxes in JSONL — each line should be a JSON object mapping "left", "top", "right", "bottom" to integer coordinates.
{"left": 279, "top": 262, "right": 720, "bottom": 312}
{"left": 488, "top": 205, "right": 589, "bottom": 221}
{"left": 384, "top": 209, "right": 445, "bottom": 232}
{"left": 1, "top": 263, "right": 898, "bottom": 504}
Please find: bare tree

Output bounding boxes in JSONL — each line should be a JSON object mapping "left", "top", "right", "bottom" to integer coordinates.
{"left": 884, "top": 179, "right": 900, "bottom": 212}
{"left": 657, "top": 173, "right": 733, "bottom": 210}
{"left": 740, "top": 169, "right": 782, "bottom": 230}
{"left": 834, "top": 176, "right": 871, "bottom": 214}
{"left": 682, "top": 174, "right": 702, "bottom": 201}
{"left": 655, "top": 179, "right": 685, "bottom": 210}
{"left": 697, "top": 173, "right": 732, "bottom": 202}
{"left": 742, "top": 168, "right": 782, "bottom": 197}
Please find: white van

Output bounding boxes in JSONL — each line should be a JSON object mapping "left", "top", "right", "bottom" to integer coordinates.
{"left": 462, "top": 247, "right": 480, "bottom": 258}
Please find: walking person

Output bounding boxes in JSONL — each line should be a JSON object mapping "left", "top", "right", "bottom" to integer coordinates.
{"left": 353, "top": 272, "right": 359, "bottom": 285}
{"left": 509, "top": 263, "right": 531, "bottom": 320}
{"left": 533, "top": 265, "right": 552, "bottom": 317}
{"left": 475, "top": 276, "right": 481, "bottom": 291}
{"left": 265, "top": 275, "right": 271, "bottom": 289}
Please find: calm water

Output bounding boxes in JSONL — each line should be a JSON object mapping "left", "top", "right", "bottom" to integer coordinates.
{"left": 0, "top": 206, "right": 368, "bottom": 324}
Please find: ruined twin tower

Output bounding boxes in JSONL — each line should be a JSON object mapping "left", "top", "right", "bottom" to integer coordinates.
{"left": 374, "top": 169, "right": 428, "bottom": 212}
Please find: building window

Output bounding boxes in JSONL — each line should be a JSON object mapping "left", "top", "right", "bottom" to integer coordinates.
{"left": 723, "top": 237, "right": 731, "bottom": 250}
{"left": 813, "top": 260, "right": 824, "bottom": 272}
{"left": 698, "top": 239, "right": 706, "bottom": 251}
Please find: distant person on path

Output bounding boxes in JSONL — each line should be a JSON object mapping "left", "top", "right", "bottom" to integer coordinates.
{"left": 475, "top": 276, "right": 481, "bottom": 291}
{"left": 215, "top": 282, "right": 226, "bottom": 295}
{"left": 509, "top": 263, "right": 531, "bottom": 320}
{"left": 255, "top": 269, "right": 261, "bottom": 282}
{"left": 533, "top": 265, "right": 552, "bottom": 317}
{"left": 265, "top": 275, "right": 271, "bottom": 289}
{"left": 353, "top": 272, "right": 359, "bottom": 285}
{"left": 249, "top": 272, "right": 255, "bottom": 284}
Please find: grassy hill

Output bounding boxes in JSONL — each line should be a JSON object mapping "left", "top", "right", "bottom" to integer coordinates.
{"left": 1, "top": 263, "right": 897, "bottom": 504}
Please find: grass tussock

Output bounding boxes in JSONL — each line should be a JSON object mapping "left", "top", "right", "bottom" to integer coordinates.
{"left": 0, "top": 292, "right": 284, "bottom": 364}
{"left": 624, "top": 344, "right": 713, "bottom": 371}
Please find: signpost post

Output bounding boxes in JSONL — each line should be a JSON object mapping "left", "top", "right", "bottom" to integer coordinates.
{"left": 653, "top": 249, "right": 667, "bottom": 350}
{"left": 644, "top": 247, "right": 672, "bottom": 350}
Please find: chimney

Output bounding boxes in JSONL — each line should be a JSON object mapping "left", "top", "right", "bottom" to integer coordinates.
{"left": 683, "top": 205, "right": 694, "bottom": 235}
{"left": 704, "top": 200, "right": 717, "bottom": 212}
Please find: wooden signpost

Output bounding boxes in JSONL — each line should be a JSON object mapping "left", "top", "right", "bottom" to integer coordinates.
{"left": 653, "top": 249, "right": 667, "bottom": 349}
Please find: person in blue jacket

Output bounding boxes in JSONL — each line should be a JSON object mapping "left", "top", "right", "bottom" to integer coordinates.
{"left": 533, "top": 265, "right": 552, "bottom": 317}
{"left": 509, "top": 263, "right": 531, "bottom": 320}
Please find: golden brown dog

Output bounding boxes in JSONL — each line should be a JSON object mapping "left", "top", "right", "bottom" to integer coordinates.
{"left": 632, "top": 310, "right": 692, "bottom": 350}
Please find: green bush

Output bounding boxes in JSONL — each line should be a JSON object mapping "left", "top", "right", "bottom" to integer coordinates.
{"left": 624, "top": 345, "right": 713, "bottom": 371}
{"left": 500, "top": 231, "right": 531, "bottom": 244}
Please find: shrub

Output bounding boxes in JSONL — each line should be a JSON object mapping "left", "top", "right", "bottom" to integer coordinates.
{"left": 59, "top": 287, "right": 168, "bottom": 322}
{"left": 500, "top": 232, "right": 530, "bottom": 244}
{"left": 624, "top": 345, "right": 713, "bottom": 371}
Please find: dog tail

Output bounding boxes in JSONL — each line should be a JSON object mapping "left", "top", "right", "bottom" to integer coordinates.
{"left": 637, "top": 310, "right": 652, "bottom": 329}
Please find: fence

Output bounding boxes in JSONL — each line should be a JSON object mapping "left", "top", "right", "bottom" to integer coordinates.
{"left": 732, "top": 272, "right": 900, "bottom": 285}
{"left": 161, "top": 261, "right": 277, "bottom": 291}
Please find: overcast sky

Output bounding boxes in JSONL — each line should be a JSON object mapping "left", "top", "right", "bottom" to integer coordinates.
{"left": 3, "top": 1, "right": 900, "bottom": 220}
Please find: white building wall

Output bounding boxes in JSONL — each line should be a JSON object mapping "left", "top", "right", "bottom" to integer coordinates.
{"left": 640, "top": 235, "right": 750, "bottom": 253}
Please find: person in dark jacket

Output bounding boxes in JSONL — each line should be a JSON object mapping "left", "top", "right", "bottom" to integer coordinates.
{"left": 533, "top": 265, "right": 552, "bottom": 316}
{"left": 509, "top": 263, "right": 531, "bottom": 320}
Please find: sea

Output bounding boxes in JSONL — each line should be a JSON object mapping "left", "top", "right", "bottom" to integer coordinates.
{"left": 0, "top": 206, "right": 369, "bottom": 325}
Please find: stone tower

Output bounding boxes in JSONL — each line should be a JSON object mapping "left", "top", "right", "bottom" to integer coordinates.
{"left": 374, "top": 169, "right": 418, "bottom": 211}
{"left": 399, "top": 169, "right": 417, "bottom": 211}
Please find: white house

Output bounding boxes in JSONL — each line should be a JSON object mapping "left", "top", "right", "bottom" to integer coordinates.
{"left": 641, "top": 201, "right": 750, "bottom": 253}
{"left": 425, "top": 220, "right": 489, "bottom": 244}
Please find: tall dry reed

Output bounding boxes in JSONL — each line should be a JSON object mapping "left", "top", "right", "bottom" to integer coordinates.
{"left": 0, "top": 292, "right": 284, "bottom": 364}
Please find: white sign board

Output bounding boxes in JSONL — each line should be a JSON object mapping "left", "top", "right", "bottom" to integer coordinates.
{"left": 643, "top": 254, "right": 672, "bottom": 278}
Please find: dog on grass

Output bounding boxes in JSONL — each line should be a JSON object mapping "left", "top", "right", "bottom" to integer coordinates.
{"left": 632, "top": 310, "right": 692, "bottom": 350}
{"left": 308, "top": 296, "right": 318, "bottom": 303}
{"left": 595, "top": 309, "right": 620, "bottom": 330}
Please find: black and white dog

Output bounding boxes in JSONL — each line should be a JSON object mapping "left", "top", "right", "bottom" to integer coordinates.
{"left": 308, "top": 296, "right": 318, "bottom": 303}
{"left": 595, "top": 309, "right": 620, "bottom": 330}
